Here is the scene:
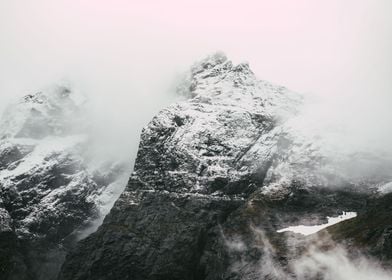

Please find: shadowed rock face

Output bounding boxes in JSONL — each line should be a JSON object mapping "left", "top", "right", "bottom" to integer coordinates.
{"left": 0, "top": 87, "right": 127, "bottom": 280}
{"left": 58, "top": 54, "right": 392, "bottom": 280}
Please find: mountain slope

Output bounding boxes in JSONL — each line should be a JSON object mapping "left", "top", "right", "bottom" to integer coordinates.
{"left": 0, "top": 87, "right": 128, "bottom": 280}
{"left": 57, "top": 54, "right": 392, "bottom": 280}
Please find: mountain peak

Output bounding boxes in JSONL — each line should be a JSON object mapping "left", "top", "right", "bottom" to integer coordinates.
{"left": 192, "top": 52, "right": 228, "bottom": 70}
{"left": 175, "top": 53, "right": 301, "bottom": 123}
{"left": 189, "top": 52, "right": 254, "bottom": 79}
{"left": 0, "top": 85, "right": 86, "bottom": 139}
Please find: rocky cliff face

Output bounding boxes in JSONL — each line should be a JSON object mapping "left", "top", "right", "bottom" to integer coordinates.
{"left": 0, "top": 87, "right": 128, "bottom": 280}
{"left": 58, "top": 54, "right": 392, "bottom": 279}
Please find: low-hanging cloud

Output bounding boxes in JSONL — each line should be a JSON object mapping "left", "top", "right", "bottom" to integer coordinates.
{"left": 224, "top": 226, "right": 392, "bottom": 280}
{"left": 293, "top": 245, "right": 392, "bottom": 280}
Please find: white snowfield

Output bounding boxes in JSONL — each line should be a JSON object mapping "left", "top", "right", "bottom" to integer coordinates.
{"left": 277, "top": 212, "right": 357, "bottom": 236}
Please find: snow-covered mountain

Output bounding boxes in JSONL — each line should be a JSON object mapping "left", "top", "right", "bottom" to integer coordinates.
{"left": 1, "top": 54, "right": 391, "bottom": 280}
{"left": 0, "top": 86, "right": 129, "bottom": 280}
{"left": 58, "top": 54, "right": 392, "bottom": 280}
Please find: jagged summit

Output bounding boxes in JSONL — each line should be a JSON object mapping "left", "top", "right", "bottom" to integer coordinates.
{"left": 192, "top": 52, "right": 229, "bottom": 68}
{"left": 178, "top": 53, "right": 301, "bottom": 122}
{"left": 190, "top": 52, "right": 252, "bottom": 74}
{"left": 0, "top": 85, "right": 86, "bottom": 140}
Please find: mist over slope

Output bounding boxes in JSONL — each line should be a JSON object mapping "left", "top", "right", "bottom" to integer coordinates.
{"left": 0, "top": 87, "right": 132, "bottom": 280}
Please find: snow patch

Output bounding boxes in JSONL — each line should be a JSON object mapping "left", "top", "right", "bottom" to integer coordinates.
{"left": 277, "top": 212, "right": 357, "bottom": 236}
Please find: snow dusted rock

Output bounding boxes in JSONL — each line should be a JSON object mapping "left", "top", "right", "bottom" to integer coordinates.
{"left": 133, "top": 53, "right": 301, "bottom": 196}
{"left": 0, "top": 87, "right": 127, "bottom": 280}
{"left": 59, "top": 54, "right": 392, "bottom": 280}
